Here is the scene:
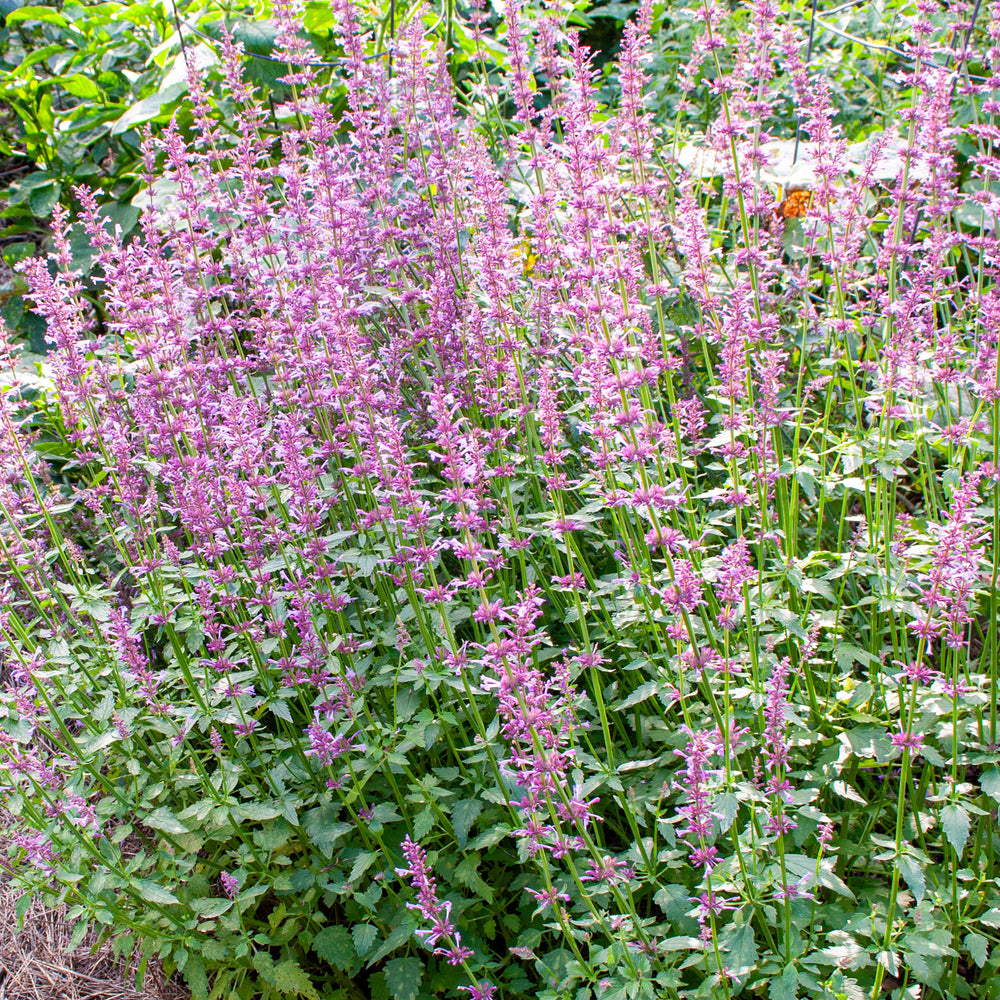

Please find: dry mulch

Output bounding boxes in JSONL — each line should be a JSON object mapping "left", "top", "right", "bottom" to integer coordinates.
{"left": 0, "top": 817, "right": 189, "bottom": 1000}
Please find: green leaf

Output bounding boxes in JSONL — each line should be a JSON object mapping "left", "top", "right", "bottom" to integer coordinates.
{"left": 897, "top": 854, "right": 925, "bottom": 904}
{"left": 455, "top": 854, "right": 493, "bottom": 903}
{"left": 726, "top": 923, "right": 758, "bottom": 975}
{"left": 5, "top": 5, "right": 68, "bottom": 25}
{"left": 272, "top": 959, "right": 319, "bottom": 999}
{"left": 469, "top": 823, "right": 510, "bottom": 849}
{"left": 270, "top": 697, "right": 293, "bottom": 722}
{"left": 451, "top": 798, "right": 483, "bottom": 848}
{"left": 941, "top": 804, "right": 970, "bottom": 858}
{"left": 27, "top": 181, "right": 60, "bottom": 219}
{"left": 190, "top": 897, "right": 233, "bottom": 918}
{"left": 352, "top": 923, "right": 377, "bottom": 955}
{"left": 349, "top": 850, "right": 378, "bottom": 883}
{"left": 302, "top": 803, "right": 351, "bottom": 856}
{"left": 144, "top": 806, "right": 189, "bottom": 835}
{"left": 413, "top": 807, "right": 435, "bottom": 840}
{"left": 235, "top": 802, "right": 283, "bottom": 822}
{"left": 134, "top": 879, "right": 179, "bottom": 906}
{"left": 59, "top": 74, "right": 100, "bottom": 99}
{"left": 366, "top": 917, "right": 417, "bottom": 966}
{"left": 384, "top": 958, "right": 422, "bottom": 1000}
{"left": 980, "top": 768, "right": 1000, "bottom": 803}
{"left": 313, "top": 926, "right": 355, "bottom": 969}
{"left": 183, "top": 953, "right": 209, "bottom": 1000}
{"left": 616, "top": 680, "right": 658, "bottom": 710}
{"left": 111, "top": 83, "right": 187, "bottom": 135}
{"left": 902, "top": 949, "right": 933, "bottom": 985}
{"left": 966, "top": 931, "right": 989, "bottom": 968}
{"left": 769, "top": 965, "right": 799, "bottom": 1000}
{"left": 254, "top": 818, "right": 293, "bottom": 851}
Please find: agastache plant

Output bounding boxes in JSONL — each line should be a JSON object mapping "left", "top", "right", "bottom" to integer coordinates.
{"left": 0, "top": 0, "right": 998, "bottom": 997}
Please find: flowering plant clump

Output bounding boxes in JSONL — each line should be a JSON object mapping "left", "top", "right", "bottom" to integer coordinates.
{"left": 2, "top": 0, "right": 1000, "bottom": 998}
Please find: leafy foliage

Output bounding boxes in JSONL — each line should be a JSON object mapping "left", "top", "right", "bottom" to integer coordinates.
{"left": 2, "top": 1, "right": 1000, "bottom": 999}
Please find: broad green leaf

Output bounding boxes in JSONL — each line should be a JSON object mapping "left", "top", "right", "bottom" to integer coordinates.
{"left": 726, "top": 923, "right": 758, "bottom": 974}
{"left": 468, "top": 823, "right": 509, "bottom": 849}
{"left": 897, "top": 854, "right": 925, "bottom": 904}
{"left": 81, "top": 729, "right": 120, "bottom": 754}
{"left": 455, "top": 854, "right": 494, "bottom": 903}
{"left": 272, "top": 959, "right": 319, "bottom": 999}
{"left": 902, "top": 949, "right": 932, "bottom": 985}
{"left": 451, "top": 798, "right": 483, "bottom": 848}
{"left": 412, "top": 807, "right": 435, "bottom": 840}
{"left": 366, "top": 917, "right": 417, "bottom": 966}
{"left": 144, "top": 806, "right": 189, "bottom": 835}
{"left": 254, "top": 819, "right": 293, "bottom": 851}
{"left": 940, "top": 804, "right": 970, "bottom": 858}
{"left": 183, "top": 953, "right": 209, "bottom": 1000}
{"left": 27, "top": 181, "right": 60, "bottom": 218}
{"left": 384, "top": 958, "right": 422, "bottom": 1000}
{"left": 111, "top": 83, "right": 187, "bottom": 135}
{"left": 966, "top": 932, "right": 989, "bottom": 968}
{"left": 302, "top": 803, "right": 351, "bottom": 856}
{"left": 5, "top": 5, "right": 68, "bottom": 25}
{"left": 353, "top": 923, "right": 377, "bottom": 955}
{"left": 769, "top": 965, "right": 799, "bottom": 1000}
{"left": 980, "top": 768, "right": 1000, "bottom": 803}
{"left": 59, "top": 74, "right": 100, "bottom": 99}
{"left": 349, "top": 850, "right": 378, "bottom": 883}
{"left": 312, "top": 926, "right": 355, "bottom": 969}
{"left": 190, "top": 897, "right": 233, "bottom": 918}
{"left": 235, "top": 802, "right": 283, "bottom": 822}
{"left": 616, "top": 680, "right": 658, "bottom": 710}
{"left": 134, "top": 879, "right": 179, "bottom": 906}
{"left": 270, "top": 697, "right": 293, "bottom": 722}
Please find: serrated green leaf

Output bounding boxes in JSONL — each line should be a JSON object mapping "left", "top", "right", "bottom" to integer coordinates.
{"left": 902, "top": 949, "right": 932, "bottom": 985}
{"left": 384, "top": 957, "right": 422, "bottom": 1000}
{"left": 183, "top": 952, "right": 208, "bottom": 1000}
{"left": 134, "top": 879, "right": 179, "bottom": 906}
{"left": 455, "top": 854, "right": 493, "bottom": 903}
{"left": 966, "top": 931, "right": 989, "bottom": 968}
{"left": 254, "top": 819, "right": 293, "bottom": 851}
{"left": 190, "top": 897, "right": 233, "bottom": 918}
{"left": 898, "top": 854, "right": 925, "bottom": 903}
{"left": 366, "top": 917, "right": 417, "bottom": 966}
{"left": 726, "top": 923, "right": 758, "bottom": 974}
{"left": 468, "top": 823, "right": 509, "bottom": 849}
{"left": 981, "top": 768, "right": 1000, "bottom": 803}
{"left": 272, "top": 959, "right": 319, "bottom": 999}
{"left": 617, "top": 680, "right": 658, "bottom": 710}
{"left": 349, "top": 850, "right": 378, "bottom": 883}
{"left": 413, "top": 807, "right": 435, "bottom": 840}
{"left": 353, "top": 923, "right": 377, "bottom": 955}
{"left": 941, "top": 804, "right": 970, "bottom": 858}
{"left": 451, "top": 798, "right": 483, "bottom": 848}
{"left": 769, "top": 965, "right": 798, "bottom": 1000}
{"left": 144, "top": 806, "right": 189, "bottom": 835}
{"left": 235, "top": 802, "right": 283, "bottom": 822}
{"left": 270, "top": 697, "right": 293, "bottom": 722}
{"left": 313, "top": 926, "right": 355, "bottom": 969}
{"left": 302, "top": 803, "right": 351, "bottom": 856}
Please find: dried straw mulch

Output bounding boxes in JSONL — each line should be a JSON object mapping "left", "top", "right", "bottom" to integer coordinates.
{"left": 0, "top": 820, "right": 189, "bottom": 1000}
